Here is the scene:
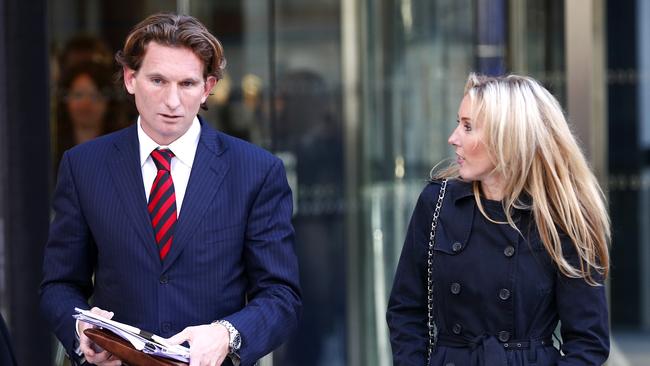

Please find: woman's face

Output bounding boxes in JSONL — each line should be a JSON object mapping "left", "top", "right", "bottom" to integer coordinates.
{"left": 66, "top": 73, "right": 108, "bottom": 130}
{"left": 448, "top": 95, "right": 499, "bottom": 186}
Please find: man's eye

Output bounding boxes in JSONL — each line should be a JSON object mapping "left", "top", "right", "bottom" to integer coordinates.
{"left": 181, "top": 81, "right": 195, "bottom": 87}
{"left": 151, "top": 78, "right": 163, "bottom": 85}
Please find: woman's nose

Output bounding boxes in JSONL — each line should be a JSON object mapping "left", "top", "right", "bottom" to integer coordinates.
{"left": 448, "top": 126, "right": 459, "bottom": 146}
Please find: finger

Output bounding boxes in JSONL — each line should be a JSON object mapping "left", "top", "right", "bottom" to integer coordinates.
{"left": 86, "top": 351, "right": 111, "bottom": 364}
{"left": 167, "top": 328, "right": 191, "bottom": 345}
{"left": 90, "top": 306, "right": 115, "bottom": 319}
{"left": 79, "top": 332, "right": 99, "bottom": 358}
{"left": 78, "top": 341, "right": 97, "bottom": 359}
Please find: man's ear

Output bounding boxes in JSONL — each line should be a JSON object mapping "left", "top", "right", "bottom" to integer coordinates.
{"left": 123, "top": 67, "right": 137, "bottom": 95}
{"left": 202, "top": 76, "right": 217, "bottom": 103}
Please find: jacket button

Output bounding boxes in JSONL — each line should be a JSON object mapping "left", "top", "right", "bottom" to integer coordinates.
{"left": 452, "top": 242, "right": 463, "bottom": 252}
{"left": 159, "top": 275, "right": 169, "bottom": 284}
{"left": 498, "top": 330, "right": 511, "bottom": 342}
{"left": 499, "top": 288, "right": 511, "bottom": 300}
{"left": 450, "top": 282, "right": 461, "bottom": 295}
{"left": 161, "top": 322, "right": 172, "bottom": 333}
{"left": 452, "top": 323, "right": 462, "bottom": 334}
{"left": 504, "top": 246, "right": 515, "bottom": 257}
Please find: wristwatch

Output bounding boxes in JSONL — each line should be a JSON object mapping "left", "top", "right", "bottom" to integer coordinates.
{"left": 214, "top": 319, "right": 241, "bottom": 354}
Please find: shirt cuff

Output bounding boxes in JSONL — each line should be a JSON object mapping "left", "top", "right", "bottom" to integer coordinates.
{"left": 72, "top": 319, "right": 89, "bottom": 365}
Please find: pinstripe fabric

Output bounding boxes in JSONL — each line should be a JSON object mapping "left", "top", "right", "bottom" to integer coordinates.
{"left": 40, "top": 117, "right": 302, "bottom": 366}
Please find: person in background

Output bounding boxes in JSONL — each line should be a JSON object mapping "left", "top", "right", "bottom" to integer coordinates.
{"left": 387, "top": 73, "right": 610, "bottom": 365}
{"left": 54, "top": 61, "right": 123, "bottom": 168}
{"left": 41, "top": 13, "right": 301, "bottom": 366}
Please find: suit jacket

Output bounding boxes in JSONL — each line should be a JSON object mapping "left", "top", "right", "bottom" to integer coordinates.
{"left": 40, "top": 118, "right": 302, "bottom": 366}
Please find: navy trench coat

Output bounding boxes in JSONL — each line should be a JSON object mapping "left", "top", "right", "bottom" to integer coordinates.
{"left": 387, "top": 180, "right": 609, "bottom": 366}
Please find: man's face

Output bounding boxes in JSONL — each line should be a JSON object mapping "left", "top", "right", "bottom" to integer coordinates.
{"left": 124, "top": 42, "right": 216, "bottom": 145}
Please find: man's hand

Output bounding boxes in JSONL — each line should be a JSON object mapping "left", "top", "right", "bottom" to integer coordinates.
{"left": 167, "top": 323, "right": 230, "bottom": 366}
{"left": 77, "top": 307, "right": 122, "bottom": 366}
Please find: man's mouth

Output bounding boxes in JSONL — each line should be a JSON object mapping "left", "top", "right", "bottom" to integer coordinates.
{"left": 160, "top": 113, "right": 182, "bottom": 119}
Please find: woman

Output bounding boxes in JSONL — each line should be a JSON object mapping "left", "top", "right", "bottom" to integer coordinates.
{"left": 387, "top": 73, "right": 610, "bottom": 365}
{"left": 55, "top": 61, "right": 124, "bottom": 169}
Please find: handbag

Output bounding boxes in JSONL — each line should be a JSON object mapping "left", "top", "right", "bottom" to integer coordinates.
{"left": 426, "top": 179, "right": 447, "bottom": 365}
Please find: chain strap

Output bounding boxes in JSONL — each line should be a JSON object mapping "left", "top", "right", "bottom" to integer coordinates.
{"left": 426, "top": 179, "right": 447, "bottom": 365}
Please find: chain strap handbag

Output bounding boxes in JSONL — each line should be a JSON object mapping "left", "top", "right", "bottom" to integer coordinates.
{"left": 426, "top": 179, "right": 448, "bottom": 365}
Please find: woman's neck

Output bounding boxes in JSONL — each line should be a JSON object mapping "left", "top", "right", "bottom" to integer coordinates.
{"left": 74, "top": 126, "right": 102, "bottom": 144}
{"left": 480, "top": 174, "right": 505, "bottom": 201}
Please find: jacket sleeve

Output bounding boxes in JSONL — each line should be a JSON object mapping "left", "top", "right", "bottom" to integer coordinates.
{"left": 386, "top": 184, "right": 437, "bottom": 366}
{"left": 556, "top": 241, "right": 610, "bottom": 365}
{"left": 223, "top": 158, "right": 302, "bottom": 366}
{"left": 39, "top": 151, "right": 95, "bottom": 359}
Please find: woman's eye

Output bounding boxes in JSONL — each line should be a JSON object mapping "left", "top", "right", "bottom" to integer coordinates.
{"left": 463, "top": 123, "right": 472, "bottom": 132}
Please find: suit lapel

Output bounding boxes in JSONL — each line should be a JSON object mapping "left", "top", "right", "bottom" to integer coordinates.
{"left": 107, "top": 125, "right": 160, "bottom": 262}
{"left": 162, "top": 123, "right": 229, "bottom": 272}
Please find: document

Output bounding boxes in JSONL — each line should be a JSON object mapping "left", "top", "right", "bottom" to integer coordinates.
{"left": 73, "top": 308, "right": 190, "bottom": 363}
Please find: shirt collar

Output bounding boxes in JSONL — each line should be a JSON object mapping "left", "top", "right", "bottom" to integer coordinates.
{"left": 137, "top": 116, "right": 201, "bottom": 168}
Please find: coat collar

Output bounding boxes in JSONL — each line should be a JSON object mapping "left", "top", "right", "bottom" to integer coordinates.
{"left": 447, "top": 179, "right": 474, "bottom": 203}
{"left": 445, "top": 179, "right": 532, "bottom": 211}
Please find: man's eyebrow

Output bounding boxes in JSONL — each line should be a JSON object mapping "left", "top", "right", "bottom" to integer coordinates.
{"left": 181, "top": 77, "right": 201, "bottom": 82}
{"left": 144, "top": 72, "right": 166, "bottom": 79}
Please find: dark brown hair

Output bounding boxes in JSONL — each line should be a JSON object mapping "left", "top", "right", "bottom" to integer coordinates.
{"left": 115, "top": 13, "right": 226, "bottom": 83}
{"left": 55, "top": 61, "right": 123, "bottom": 169}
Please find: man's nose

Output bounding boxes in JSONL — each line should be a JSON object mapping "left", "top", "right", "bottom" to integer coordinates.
{"left": 164, "top": 84, "right": 181, "bottom": 109}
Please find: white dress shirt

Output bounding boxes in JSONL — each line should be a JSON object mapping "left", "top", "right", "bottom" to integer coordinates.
{"left": 138, "top": 117, "right": 201, "bottom": 214}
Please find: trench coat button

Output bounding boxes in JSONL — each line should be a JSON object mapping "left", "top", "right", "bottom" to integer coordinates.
{"left": 452, "top": 242, "right": 463, "bottom": 252}
{"left": 498, "top": 330, "right": 511, "bottom": 342}
{"left": 504, "top": 245, "right": 515, "bottom": 257}
{"left": 452, "top": 323, "right": 462, "bottom": 334}
{"left": 499, "top": 288, "right": 511, "bottom": 300}
{"left": 450, "top": 282, "right": 461, "bottom": 295}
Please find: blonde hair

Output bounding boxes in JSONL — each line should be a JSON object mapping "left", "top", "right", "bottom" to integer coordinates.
{"left": 434, "top": 73, "right": 610, "bottom": 285}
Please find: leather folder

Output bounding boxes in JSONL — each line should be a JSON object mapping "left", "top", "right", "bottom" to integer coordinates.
{"left": 84, "top": 328, "right": 188, "bottom": 366}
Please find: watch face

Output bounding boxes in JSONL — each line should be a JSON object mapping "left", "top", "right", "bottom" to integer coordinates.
{"left": 232, "top": 336, "right": 241, "bottom": 350}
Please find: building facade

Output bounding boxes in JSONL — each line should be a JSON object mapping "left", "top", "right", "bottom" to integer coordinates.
{"left": 0, "top": 0, "right": 648, "bottom": 364}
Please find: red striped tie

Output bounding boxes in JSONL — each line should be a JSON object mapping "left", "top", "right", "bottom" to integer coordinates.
{"left": 148, "top": 148, "right": 177, "bottom": 260}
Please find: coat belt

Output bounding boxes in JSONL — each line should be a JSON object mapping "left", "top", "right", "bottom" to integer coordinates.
{"left": 437, "top": 333, "right": 553, "bottom": 365}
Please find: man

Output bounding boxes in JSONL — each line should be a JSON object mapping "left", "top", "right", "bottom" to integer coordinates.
{"left": 40, "top": 13, "right": 301, "bottom": 366}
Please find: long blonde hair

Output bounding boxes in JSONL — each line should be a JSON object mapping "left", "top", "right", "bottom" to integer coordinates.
{"left": 435, "top": 73, "right": 610, "bottom": 285}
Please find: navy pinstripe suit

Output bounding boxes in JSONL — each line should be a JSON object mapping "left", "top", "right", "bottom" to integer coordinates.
{"left": 40, "top": 119, "right": 302, "bottom": 365}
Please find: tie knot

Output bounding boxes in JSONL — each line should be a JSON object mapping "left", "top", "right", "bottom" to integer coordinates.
{"left": 151, "top": 148, "right": 174, "bottom": 172}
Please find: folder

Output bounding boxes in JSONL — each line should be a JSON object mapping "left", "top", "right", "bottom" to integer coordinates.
{"left": 85, "top": 328, "right": 187, "bottom": 366}
{"left": 73, "top": 308, "right": 189, "bottom": 365}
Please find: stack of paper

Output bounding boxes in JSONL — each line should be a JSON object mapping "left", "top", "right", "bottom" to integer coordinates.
{"left": 73, "top": 308, "right": 190, "bottom": 363}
